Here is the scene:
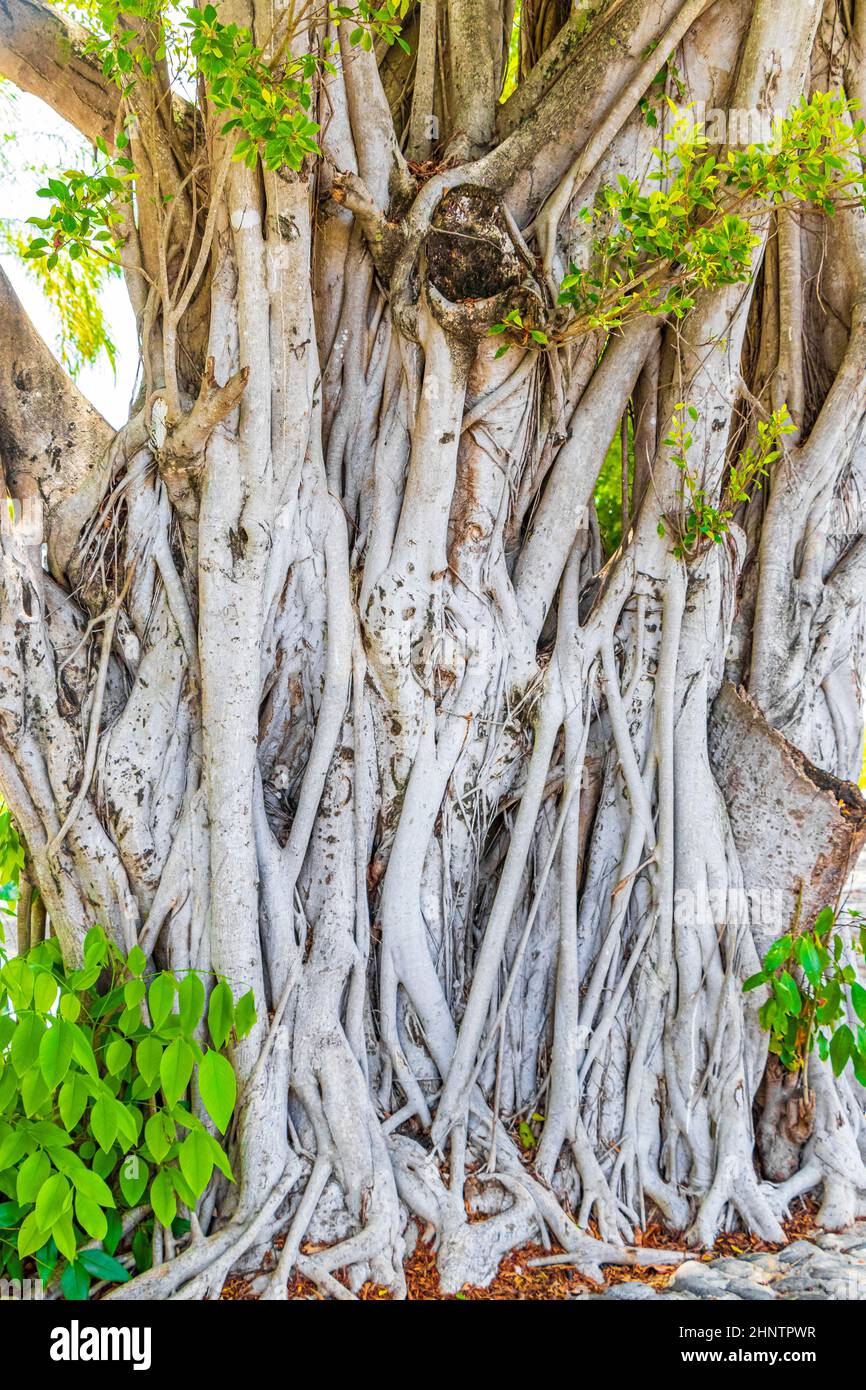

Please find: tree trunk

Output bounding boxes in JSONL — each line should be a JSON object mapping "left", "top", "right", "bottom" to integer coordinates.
{"left": 1, "top": 0, "right": 866, "bottom": 1298}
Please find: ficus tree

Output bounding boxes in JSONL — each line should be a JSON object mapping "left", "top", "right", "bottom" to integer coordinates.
{"left": 1, "top": 0, "right": 866, "bottom": 1299}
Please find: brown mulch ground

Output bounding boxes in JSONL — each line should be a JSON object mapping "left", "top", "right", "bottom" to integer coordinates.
{"left": 220, "top": 1199, "right": 819, "bottom": 1301}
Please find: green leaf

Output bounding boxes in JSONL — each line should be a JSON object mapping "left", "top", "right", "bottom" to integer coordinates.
{"left": 17, "top": 1211, "right": 49, "bottom": 1259}
{"left": 119, "top": 1153, "right": 149, "bottom": 1206}
{"left": 16, "top": 1149, "right": 51, "bottom": 1204}
{"left": 144, "top": 1111, "right": 173, "bottom": 1164}
{"left": 60, "top": 1259, "right": 91, "bottom": 1300}
{"left": 106, "top": 1037, "right": 132, "bottom": 1076}
{"left": 0, "top": 1200, "right": 26, "bottom": 1226}
{"left": 90, "top": 1097, "right": 118, "bottom": 1154}
{"left": 0, "top": 1129, "right": 30, "bottom": 1169}
{"left": 21, "top": 1067, "right": 51, "bottom": 1116}
{"left": 852, "top": 981, "right": 866, "bottom": 1025}
{"left": 814, "top": 906, "right": 835, "bottom": 937}
{"left": 59, "top": 993, "right": 81, "bottom": 1023}
{"left": 123, "top": 978, "right": 145, "bottom": 1010}
{"left": 206, "top": 1131, "right": 235, "bottom": 1183}
{"left": 742, "top": 971, "right": 768, "bottom": 993}
{"left": 52, "top": 1211, "right": 77, "bottom": 1263}
{"left": 39, "top": 1019, "right": 74, "bottom": 1088}
{"left": 113, "top": 1097, "right": 141, "bottom": 1149}
{"left": 126, "top": 945, "right": 147, "bottom": 977}
{"left": 35, "top": 1172, "right": 71, "bottom": 1228}
{"left": 762, "top": 935, "right": 792, "bottom": 972}
{"left": 79, "top": 1247, "right": 131, "bottom": 1284}
{"left": 150, "top": 1168, "right": 177, "bottom": 1228}
{"left": 70, "top": 1026, "right": 98, "bottom": 1080}
{"left": 179, "top": 1128, "right": 214, "bottom": 1200}
{"left": 67, "top": 1163, "right": 115, "bottom": 1209}
{"left": 34, "top": 972, "right": 58, "bottom": 1013}
{"left": 207, "top": 981, "right": 234, "bottom": 1049}
{"left": 233, "top": 989, "right": 256, "bottom": 1040}
{"left": 11, "top": 1012, "right": 44, "bottom": 1075}
{"left": 149, "top": 972, "right": 176, "bottom": 1030}
{"left": 178, "top": 973, "right": 205, "bottom": 1034}
{"left": 59, "top": 1073, "right": 89, "bottom": 1132}
{"left": 160, "top": 1038, "right": 194, "bottom": 1108}
{"left": 198, "top": 1049, "right": 236, "bottom": 1135}
{"left": 775, "top": 971, "right": 802, "bottom": 1016}
{"left": 136, "top": 1036, "right": 162, "bottom": 1086}
{"left": 830, "top": 1024, "right": 854, "bottom": 1077}
{"left": 75, "top": 1191, "right": 107, "bottom": 1241}
{"left": 132, "top": 1227, "right": 152, "bottom": 1274}
{"left": 796, "top": 935, "right": 822, "bottom": 985}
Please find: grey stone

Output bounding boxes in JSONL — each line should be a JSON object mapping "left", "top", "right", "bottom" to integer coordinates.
{"left": 773, "top": 1276, "right": 833, "bottom": 1298}
{"left": 724, "top": 1279, "right": 777, "bottom": 1301}
{"left": 778, "top": 1241, "right": 818, "bottom": 1265}
{"left": 603, "top": 1281, "right": 658, "bottom": 1300}
{"left": 672, "top": 1274, "right": 731, "bottom": 1297}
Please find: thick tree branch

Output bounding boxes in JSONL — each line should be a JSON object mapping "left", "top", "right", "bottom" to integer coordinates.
{"left": 0, "top": 0, "right": 118, "bottom": 144}
{"left": 0, "top": 264, "right": 115, "bottom": 579}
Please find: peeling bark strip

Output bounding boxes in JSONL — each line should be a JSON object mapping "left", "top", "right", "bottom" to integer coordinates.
{"left": 710, "top": 683, "right": 866, "bottom": 950}
{"left": 1, "top": 0, "right": 866, "bottom": 1298}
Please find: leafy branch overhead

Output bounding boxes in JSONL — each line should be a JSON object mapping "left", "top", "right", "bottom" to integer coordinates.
{"left": 492, "top": 92, "right": 866, "bottom": 348}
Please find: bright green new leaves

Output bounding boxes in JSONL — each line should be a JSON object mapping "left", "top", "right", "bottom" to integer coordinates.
{"left": 179, "top": 1129, "right": 214, "bottom": 1199}
{"left": 178, "top": 973, "right": 204, "bottom": 1034}
{"left": 234, "top": 989, "right": 256, "bottom": 1040}
{"left": 198, "top": 1050, "right": 236, "bottom": 1135}
{"left": 136, "top": 1036, "right": 162, "bottom": 1087}
{"left": 493, "top": 91, "right": 866, "bottom": 355}
{"left": 743, "top": 905, "right": 866, "bottom": 1085}
{"left": 119, "top": 1154, "right": 149, "bottom": 1207}
{"left": 148, "top": 972, "right": 176, "bottom": 1030}
{"left": 150, "top": 1168, "right": 177, "bottom": 1229}
{"left": 105, "top": 1037, "right": 132, "bottom": 1077}
{"left": 11, "top": 1013, "right": 44, "bottom": 1075}
{"left": 185, "top": 2, "right": 407, "bottom": 172}
{"left": 23, "top": 151, "right": 133, "bottom": 273}
{"left": 207, "top": 981, "right": 234, "bottom": 1050}
{"left": 658, "top": 403, "right": 794, "bottom": 562}
{"left": 160, "top": 1039, "right": 194, "bottom": 1108}
{"left": 17, "top": 1150, "right": 51, "bottom": 1204}
{"left": 144, "top": 1111, "right": 173, "bottom": 1165}
{"left": 0, "top": 927, "right": 247, "bottom": 1298}
{"left": 75, "top": 1192, "right": 108, "bottom": 1242}
{"left": 39, "top": 1021, "right": 74, "bottom": 1089}
{"left": 90, "top": 1096, "right": 118, "bottom": 1154}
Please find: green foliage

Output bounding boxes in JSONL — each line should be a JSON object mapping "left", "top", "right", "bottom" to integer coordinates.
{"left": 20, "top": 0, "right": 408, "bottom": 283}
{"left": 72, "top": 0, "right": 407, "bottom": 176}
{"left": 594, "top": 413, "right": 632, "bottom": 554}
{"left": 744, "top": 905, "right": 866, "bottom": 1086}
{"left": 657, "top": 402, "right": 794, "bottom": 560}
{"left": 187, "top": 5, "right": 324, "bottom": 171}
{"left": 489, "top": 306, "right": 548, "bottom": 357}
{"left": 556, "top": 91, "right": 865, "bottom": 337}
{"left": 4, "top": 228, "right": 118, "bottom": 377}
{"left": 192, "top": 1, "right": 408, "bottom": 171}
{"left": 638, "top": 56, "right": 685, "bottom": 129}
{"left": 0, "top": 926, "right": 256, "bottom": 1296}
{"left": 491, "top": 91, "right": 866, "bottom": 353}
{"left": 23, "top": 139, "right": 133, "bottom": 271}
{"left": 0, "top": 804, "right": 24, "bottom": 919}
{"left": 499, "top": 0, "right": 521, "bottom": 104}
